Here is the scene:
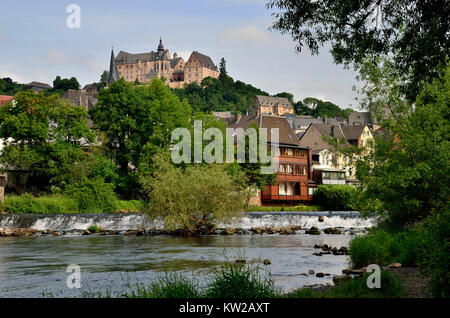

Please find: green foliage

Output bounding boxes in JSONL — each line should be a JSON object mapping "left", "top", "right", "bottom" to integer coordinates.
{"left": 90, "top": 78, "right": 191, "bottom": 198}
{"left": 267, "top": 0, "right": 450, "bottom": 100}
{"left": 0, "top": 77, "right": 24, "bottom": 95}
{"left": 314, "top": 185, "right": 361, "bottom": 211}
{"left": 86, "top": 225, "right": 104, "bottom": 233}
{"left": 294, "top": 97, "right": 349, "bottom": 117}
{"left": 0, "top": 91, "right": 96, "bottom": 191}
{"left": 289, "top": 270, "right": 403, "bottom": 298}
{"left": 52, "top": 76, "right": 80, "bottom": 91}
{"left": 135, "top": 273, "right": 201, "bottom": 298}
{"left": 205, "top": 263, "right": 279, "bottom": 298}
{"left": 2, "top": 194, "right": 77, "bottom": 214}
{"left": 419, "top": 211, "right": 450, "bottom": 298}
{"left": 349, "top": 228, "right": 426, "bottom": 268}
{"left": 141, "top": 154, "right": 247, "bottom": 233}
{"left": 356, "top": 64, "right": 450, "bottom": 229}
{"left": 172, "top": 76, "right": 269, "bottom": 114}
{"left": 65, "top": 179, "right": 118, "bottom": 213}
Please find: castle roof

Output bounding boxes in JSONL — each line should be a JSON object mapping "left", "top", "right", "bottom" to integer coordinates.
{"left": 188, "top": 51, "right": 218, "bottom": 71}
{"left": 170, "top": 57, "right": 183, "bottom": 68}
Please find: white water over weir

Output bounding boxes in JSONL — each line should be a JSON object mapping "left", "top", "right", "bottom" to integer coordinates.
{"left": 0, "top": 212, "right": 375, "bottom": 232}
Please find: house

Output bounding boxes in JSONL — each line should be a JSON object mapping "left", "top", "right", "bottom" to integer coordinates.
{"left": 24, "top": 81, "right": 52, "bottom": 93}
{"left": 253, "top": 95, "right": 294, "bottom": 116}
{"left": 228, "top": 114, "right": 315, "bottom": 205}
{"left": 299, "top": 123, "right": 374, "bottom": 185}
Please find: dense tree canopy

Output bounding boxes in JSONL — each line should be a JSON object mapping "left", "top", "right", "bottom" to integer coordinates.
{"left": 90, "top": 78, "right": 192, "bottom": 197}
{"left": 0, "top": 78, "right": 24, "bottom": 95}
{"left": 294, "top": 97, "right": 352, "bottom": 118}
{"left": 267, "top": 0, "right": 450, "bottom": 100}
{"left": 0, "top": 91, "right": 97, "bottom": 191}
{"left": 356, "top": 63, "right": 450, "bottom": 230}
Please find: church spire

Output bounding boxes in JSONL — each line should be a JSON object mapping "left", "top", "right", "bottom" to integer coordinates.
{"left": 108, "top": 48, "right": 120, "bottom": 85}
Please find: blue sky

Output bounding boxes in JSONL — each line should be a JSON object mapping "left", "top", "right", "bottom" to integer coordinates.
{"left": 0, "top": 0, "right": 361, "bottom": 109}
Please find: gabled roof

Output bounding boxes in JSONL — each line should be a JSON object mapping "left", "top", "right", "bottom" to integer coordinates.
{"left": 255, "top": 95, "right": 293, "bottom": 109}
{"left": 228, "top": 114, "right": 306, "bottom": 148}
{"left": 170, "top": 57, "right": 183, "bottom": 68}
{"left": 341, "top": 125, "right": 366, "bottom": 141}
{"left": 187, "top": 51, "right": 218, "bottom": 71}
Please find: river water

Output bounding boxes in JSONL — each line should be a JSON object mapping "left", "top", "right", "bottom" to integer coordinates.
{"left": 0, "top": 212, "right": 374, "bottom": 298}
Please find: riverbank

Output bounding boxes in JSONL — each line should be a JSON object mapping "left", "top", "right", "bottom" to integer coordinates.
{"left": 0, "top": 194, "right": 335, "bottom": 214}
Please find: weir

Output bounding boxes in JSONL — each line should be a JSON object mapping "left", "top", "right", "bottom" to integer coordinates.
{"left": 0, "top": 211, "right": 375, "bottom": 232}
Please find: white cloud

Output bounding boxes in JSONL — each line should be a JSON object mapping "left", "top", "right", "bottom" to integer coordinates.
{"left": 219, "top": 25, "right": 272, "bottom": 46}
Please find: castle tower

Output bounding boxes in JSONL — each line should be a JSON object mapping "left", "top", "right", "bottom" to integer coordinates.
{"left": 157, "top": 37, "right": 164, "bottom": 54}
{"left": 108, "top": 48, "right": 120, "bottom": 85}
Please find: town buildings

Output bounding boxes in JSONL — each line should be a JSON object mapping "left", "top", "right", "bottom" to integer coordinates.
{"left": 227, "top": 114, "right": 315, "bottom": 205}
{"left": 108, "top": 39, "right": 219, "bottom": 88}
{"left": 299, "top": 123, "right": 374, "bottom": 185}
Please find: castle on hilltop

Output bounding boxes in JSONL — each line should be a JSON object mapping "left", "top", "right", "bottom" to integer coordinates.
{"left": 108, "top": 38, "right": 219, "bottom": 88}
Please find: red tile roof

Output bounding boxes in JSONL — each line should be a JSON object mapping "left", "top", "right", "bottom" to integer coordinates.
{"left": 0, "top": 95, "right": 14, "bottom": 106}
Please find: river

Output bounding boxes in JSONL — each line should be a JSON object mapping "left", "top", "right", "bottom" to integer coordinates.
{"left": 0, "top": 212, "right": 374, "bottom": 298}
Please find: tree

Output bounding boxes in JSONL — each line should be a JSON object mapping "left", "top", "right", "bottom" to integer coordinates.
{"left": 0, "top": 91, "right": 96, "bottom": 191}
{"left": 356, "top": 63, "right": 450, "bottom": 230}
{"left": 90, "top": 78, "right": 192, "bottom": 197}
{"left": 98, "top": 70, "right": 109, "bottom": 90}
{"left": 0, "top": 78, "right": 24, "bottom": 95}
{"left": 267, "top": 0, "right": 450, "bottom": 100}
{"left": 52, "top": 76, "right": 80, "bottom": 92}
{"left": 275, "top": 92, "right": 294, "bottom": 104}
{"left": 141, "top": 154, "right": 247, "bottom": 235}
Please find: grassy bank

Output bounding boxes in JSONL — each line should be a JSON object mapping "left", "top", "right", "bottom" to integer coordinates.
{"left": 0, "top": 194, "right": 143, "bottom": 214}
{"left": 76, "top": 262, "right": 404, "bottom": 299}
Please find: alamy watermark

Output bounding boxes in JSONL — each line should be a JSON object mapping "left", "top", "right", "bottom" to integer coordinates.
{"left": 66, "top": 264, "right": 81, "bottom": 289}
{"left": 66, "top": 4, "right": 81, "bottom": 29}
{"left": 171, "top": 120, "right": 279, "bottom": 174}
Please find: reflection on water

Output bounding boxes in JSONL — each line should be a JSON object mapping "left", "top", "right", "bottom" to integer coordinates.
{"left": 0, "top": 234, "right": 353, "bottom": 297}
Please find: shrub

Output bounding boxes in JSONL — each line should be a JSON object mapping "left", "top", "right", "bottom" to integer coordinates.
{"left": 314, "top": 185, "right": 361, "bottom": 211}
{"left": 87, "top": 225, "right": 104, "bottom": 233}
{"left": 2, "top": 194, "right": 77, "bottom": 214}
{"left": 205, "top": 263, "right": 279, "bottom": 298}
{"left": 66, "top": 178, "right": 118, "bottom": 213}
{"left": 349, "top": 231, "right": 397, "bottom": 268}
{"left": 420, "top": 212, "right": 450, "bottom": 298}
{"left": 289, "top": 270, "right": 403, "bottom": 298}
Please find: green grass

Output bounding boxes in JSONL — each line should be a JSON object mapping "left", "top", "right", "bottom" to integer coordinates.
{"left": 1, "top": 194, "right": 144, "bottom": 214}
{"left": 349, "top": 228, "right": 426, "bottom": 268}
{"left": 2, "top": 194, "right": 78, "bottom": 214}
{"left": 246, "top": 205, "right": 324, "bottom": 212}
{"left": 87, "top": 225, "right": 104, "bottom": 233}
{"left": 287, "top": 270, "right": 404, "bottom": 298}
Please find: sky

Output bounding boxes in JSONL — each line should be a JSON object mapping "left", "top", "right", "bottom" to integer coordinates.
{"left": 0, "top": 0, "right": 361, "bottom": 109}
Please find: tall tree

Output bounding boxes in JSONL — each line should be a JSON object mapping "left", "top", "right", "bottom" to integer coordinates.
{"left": 90, "top": 78, "right": 192, "bottom": 197}
{"left": 267, "top": 0, "right": 450, "bottom": 100}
